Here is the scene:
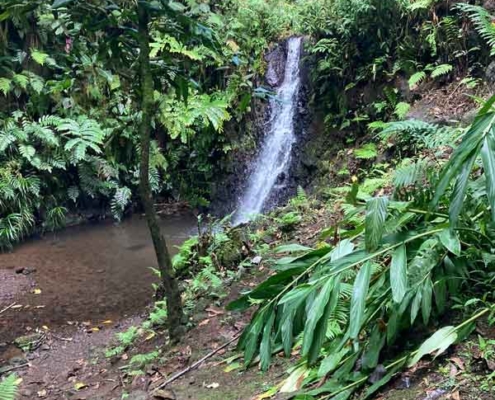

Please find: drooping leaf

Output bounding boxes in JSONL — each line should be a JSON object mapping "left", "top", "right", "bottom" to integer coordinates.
{"left": 421, "top": 279, "right": 433, "bottom": 325}
{"left": 349, "top": 262, "right": 372, "bottom": 340}
{"left": 275, "top": 244, "right": 313, "bottom": 254}
{"left": 242, "top": 308, "right": 266, "bottom": 367}
{"left": 438, "top": 229, "right": 461, "bottom": 256}
{"left": 408, "top": 326, "right": 457, "bottom": 367}
{"left": 365, "top": 197, "right": 389, "bottom": 252}
{"left": 432, "top": 112, "right": 495, "bottom": 208}
{"left": 302, "top": 278, "right": 335, "bottom": 356}
{"left": 51, "top": 0, "right": 75, "bottom": 8}
{"left": 481, "top": 130, "right": 495, "bottom": 221}
{"left": 390, "top": 244, "right": 407, "bottom": 303}
{"left": 260, "top": 308, "right": 275, "bottom": 371}
{"left": 410, "top": 287, "right": 422, "bottom": 325}
{"left": 450, "top": 148, "right": 479, "bottom": 226}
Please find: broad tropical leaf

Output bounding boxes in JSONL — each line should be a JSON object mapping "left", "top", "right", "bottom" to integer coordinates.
{"left": 349, "top": 262, "right": 372, "bottom": 340}
{"left": 365, "top": 197, "right": 389, "bottom": 251}
{"left": 408, "top": 326, "right": 457, "bottom": 366}
{"left": 390, "top": 244, "right": 407, "bottom": 303}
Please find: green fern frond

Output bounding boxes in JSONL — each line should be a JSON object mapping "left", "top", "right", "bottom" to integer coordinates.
{"left": 393, "top": 159, "right": 428, "bottom": 189}
{"left": 354, "top": 143, "right": 378, "bottom": 160}
{"left": 408, "top": 71, "right": 427, "bottom": 89}
{"left": 394, "top": 102, "right": 411, "bottom": 120}
{"left": 0, "top": 374, "right": 21, "bottom": 400}
{"left": 111, "top": 186, "right": 132, "bottom": 221}
{"left": 431, "top": 63, "right": 453, "bottom": 79}
{"left": 456, "top": 3, "right": 495, "bottom": 55}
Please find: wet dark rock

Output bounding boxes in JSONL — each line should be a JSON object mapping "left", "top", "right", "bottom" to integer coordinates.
{"left": 15, "top": 266, "right": 36, "bottom": 275}
{"left": 9, "top": 355, "right": 26, "bottom": 366}
{"left": 484, "top": 0, "right": 495, "bottom": 12}
{"left": 486, "top": 60, "right": 495, "bottom": 88}
{"left": 265, "top": 43, "right": 287, "bottom": 87}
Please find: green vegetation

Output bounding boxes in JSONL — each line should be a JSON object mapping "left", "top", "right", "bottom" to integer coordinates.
{"left": 0, "top": 374, "right": 20, "bottom": 400}
{"left": 4, "top": 0, "right": 495, "bottom": 399}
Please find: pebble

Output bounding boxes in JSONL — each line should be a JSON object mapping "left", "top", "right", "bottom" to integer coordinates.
{"left": 251, "top": 256, "right": 262, "bottom": 265}
{"left": 20, "top": 389, "right": 33, "bottom": 397}
{"left": 41, "top": 344, "right": 50, "bottom": 351}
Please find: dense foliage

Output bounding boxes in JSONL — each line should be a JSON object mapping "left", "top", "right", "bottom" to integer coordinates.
{"left": 0, "top": 0, "right": 298, "bottom": 248}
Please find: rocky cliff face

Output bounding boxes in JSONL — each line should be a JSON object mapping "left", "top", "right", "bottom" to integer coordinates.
{"left": 211, "top": 38, "right": 314, "bottom": 215}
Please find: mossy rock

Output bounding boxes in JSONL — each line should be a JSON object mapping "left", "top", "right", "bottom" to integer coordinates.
{"left": 216, "top": 227, "right": 248, "bottom": 269}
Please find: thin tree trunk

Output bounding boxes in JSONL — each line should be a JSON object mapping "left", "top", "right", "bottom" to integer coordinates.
{"left": 137, "top": 3, "right": 184, "bottom": 341}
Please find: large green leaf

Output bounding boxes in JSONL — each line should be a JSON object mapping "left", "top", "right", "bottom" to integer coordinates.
{"left": 408, "top": 326, "right": 457, "bottom": 367}
{"left": 438, "top": 229, "right": 461, "bottom": 256}
{"left": 365, "top": 197, "right": 389, "bottom": 252}
{"left": 308, "top": 278, "right": 341, "bottom": 365}
{"left": 390, "top": 244, "right": 407, "bottom": 303}
{"left": 302, "top": 278, "right": 335, "bottom": 356}
{"left": 349, "top": 262, "right": 372, "bottom": 340}
{"left": 481, "top": 129, "right": 495, "bottom": 221}
{"left": 51, "top": 0, "right": 75, "bottom": 8}
{"left": 242, "top": 308, "right": 266, "bottom": 367}
{"left": 260, "top": 308, "right": 275, "bottom": 371}
{"left": 421, "top": 279, "right": 433, "bottom": 325}
{"left": 275, "top": 243, "right": 313, "bottom": 253}
{"left": 432, "top": 112, "right": 495, "bottom": 208}
{"left": 227, "top": 267, "right": 305, "bottom": 311}
{"left": 450, "top": 148, "right": 479, "bottom": 226}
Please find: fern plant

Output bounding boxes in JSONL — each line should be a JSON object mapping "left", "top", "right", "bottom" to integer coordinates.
{"left": 456, "top": 3, "right": 495, "bottom": 55}
{"left": 0, "top": 374, "right": 20, "bottom": 400}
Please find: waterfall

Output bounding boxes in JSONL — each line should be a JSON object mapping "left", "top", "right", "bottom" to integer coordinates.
{"left": 234, "top": 37, "right": 303, "bottom": 225}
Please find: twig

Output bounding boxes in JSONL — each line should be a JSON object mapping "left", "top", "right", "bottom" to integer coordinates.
{"left": 154, "top": 333, "right": 241, "bottom": 391}
{"left": 50, "top": 333, "right": 73, "bottom": 342}
{"left": 0, "top": 302, "right": 16, "bottom": 315}
{"left": 0, "top": 363, "right": 29, "bottom": 374}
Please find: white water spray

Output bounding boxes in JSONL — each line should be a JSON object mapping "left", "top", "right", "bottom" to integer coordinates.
{"left": 234, "top": 37, "right": 303, "bottom": 224}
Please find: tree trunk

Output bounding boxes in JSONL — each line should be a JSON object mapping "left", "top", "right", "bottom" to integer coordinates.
{"left": 137, "top": 3, "right": 184, "bottom": 342}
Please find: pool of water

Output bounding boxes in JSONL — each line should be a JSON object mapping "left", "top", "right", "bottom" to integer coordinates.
{"left": 0, "top": 213, "right": 196, "bottom": 349}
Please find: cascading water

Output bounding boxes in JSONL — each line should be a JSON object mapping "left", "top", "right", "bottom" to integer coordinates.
{"left": 234, "top": 37, "right": 303, "bottom": 225}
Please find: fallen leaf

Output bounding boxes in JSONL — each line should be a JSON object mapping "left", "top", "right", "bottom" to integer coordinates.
{"left": 121, "top": 353, "right": 128, "bottom": 361}
{"left": 199, "top": 319, "right": 210, "bottom": 326}
{"left": 35, "top": 305, "right": 45, "bottom": 309}
{"left": 450, "top": 357, "right": 465, "bottom": 370}
{"left": 451, "top": 391, "right": 461, "bottom": 400}
{"left": 145, "top": 331, "right": 156, "bottom": 341}
{"left": 102, "top": 320, "right": 113, "bottom": 324}
{"left": 74, "top": 382, "right": 87, "bottom": 391}
{"left": 32, "top": 288, "right": 42, "bottom": 295}
{"left": 12, "top": 304, "right": 23, "bottom": 309}
{"left": 42, "top": 325, "right": 49, "bottom": 330}
{"left": 205, "top": 382, "right": 220, "bottom": 389}
{"left": 153, "top": 389, "right": 177, "bottom": 399}
{"left": 206, "top": 307, "right": 224, "bottom": 316}
{"left": 223, "top": 362, "right": 241, "bottom": 372}
{"left": 91, "top": 327, "right": 99, "bottom": 332}
{"left": 37, "top": 389, "right": 47, "bottom": 398}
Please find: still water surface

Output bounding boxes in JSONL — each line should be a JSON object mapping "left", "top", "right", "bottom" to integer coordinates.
{"left": 0, "top": 214, "right": 195, "bottom": 346}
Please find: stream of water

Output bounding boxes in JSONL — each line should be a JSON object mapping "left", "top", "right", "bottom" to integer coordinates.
{"left": 234, "top": 37, "right": 303, "bottom": 224}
